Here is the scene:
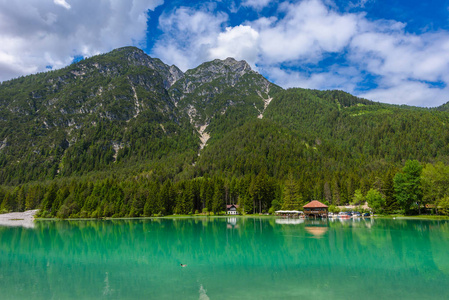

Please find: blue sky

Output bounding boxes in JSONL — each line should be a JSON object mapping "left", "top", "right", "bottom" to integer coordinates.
{"left": 1, "top": 0, "right": 449, "bottom": 107}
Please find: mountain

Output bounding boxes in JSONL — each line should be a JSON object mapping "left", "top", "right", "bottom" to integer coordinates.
{"left": 170, "top": 57, "right": 282, "bottom": 147}
{"left": 1, "top": 46, "right": 449, "bottom": 217}
{"left": 0, "top": 47, "right": 197, "bottom": 184}
{"left": 0, "top": 47, "right": 284, "bottom": 184}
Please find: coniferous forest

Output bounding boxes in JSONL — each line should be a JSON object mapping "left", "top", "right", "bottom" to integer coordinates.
{"left": 1, "top": 47, "right": 449, "bottom": 218}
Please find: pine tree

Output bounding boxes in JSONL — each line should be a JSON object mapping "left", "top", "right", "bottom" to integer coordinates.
{"left": 41, "top": 183, "right": 58, "bottom": 214}
{"left": 383, "top": 169, "right": 398, "bottom": 213}
{"left": 281, "top": 172, "right": 302, "bottom": 210}
{"left": 212, "top": 179, "right": 225, "bottom": 214}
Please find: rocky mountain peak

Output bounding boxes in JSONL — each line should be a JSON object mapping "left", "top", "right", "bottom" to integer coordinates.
{"left": 107, "top": 46, "right": 184, "bottom": 89}
{"left": 187, "top": 57, "right": 253, "bottom": 80}
{"left": 169, "top": 57, "right": 256, "bottom": 97}
{"left": 221, "top": 57, "right": 252, "bottom": 75}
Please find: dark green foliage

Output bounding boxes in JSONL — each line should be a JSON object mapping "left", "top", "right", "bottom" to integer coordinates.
{"left": 394, "top": 160, "right": 423, "bottom": 214}
{"left": 365, "top": 188, "right": 386, "bottom": 213}
{"left": 0, "top": 47, "right": 197, "bottom": 185}
{"left": 281, "top": 172, "right": 303, "bottom": 210}
{"left": 383, "top": 169, "right": 399, "bottom": 213}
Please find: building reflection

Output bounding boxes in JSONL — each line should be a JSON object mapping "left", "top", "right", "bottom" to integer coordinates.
{"left": 226, "top": 217, "right": 239, "bottom": 229}
{"left": 275, "top": 218, "right": 304, "bottom": 225}
{"left": 304, "top": 219, "right": 329, "bottom": 238}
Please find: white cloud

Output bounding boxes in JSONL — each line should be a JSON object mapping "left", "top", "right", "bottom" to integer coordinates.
{"left": 252, "top": 0, "right": 449, "bottom": 106}
{"left": 152, "top": 1, "right": 359, "bottom": 71}
{"left": 0, "top": 0, "right": 163, "bottom": 82}
{"left": 153, "top": 9, "right": 261, "bottom": 71}
{"left": 54, "top": 0, "right": 71, "bottom": 10}
{"left": 350, "top": 29, "right": 449, "bottom": 82}
{"left": 347, "top": 21, "right": 449, "bottom": 106}
{"left": 152, "top": 7, "right": 228, "bottom": 71}
{"left": 359, "top": 82, "right": 449, "bottom": 107}
{"left": 209, "top": 25, "right": 259, "bottom": 67}
{"left": 262, "top": 65, "right": 362, "bottom": 93}
{"left": 256, "top": 0, "right": 360, "bottom": 64}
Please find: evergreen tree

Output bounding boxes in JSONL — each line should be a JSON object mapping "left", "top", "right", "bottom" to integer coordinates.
{"left": 332, "top": 178, "right": 341, "bottom": 205}
{"left": 323, "top": 182, "right": 332, "bottom": 204}
{"left": 281, "top": 172, "right": 302, "bottom": 210}
{"left": 160, "top": 180, "right": 174, "bottom": 215}
{"left": 383, "top": 169, "right": 398, "bottom": 213}
{"left": 212, "top": 179, "right": 225, "bottom": 214}
{"left": 40, "top": 183, "right": 58, "bottom": 215}
{"left": 394, "top": 160, "right": 423, "bottom": 214}
{"left": 1, "top": 192, "right": 14, "bottom": 213}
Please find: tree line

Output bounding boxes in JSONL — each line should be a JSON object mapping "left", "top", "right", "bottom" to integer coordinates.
{"left": 1, "top": 159, "right": 448, "bottom": 218}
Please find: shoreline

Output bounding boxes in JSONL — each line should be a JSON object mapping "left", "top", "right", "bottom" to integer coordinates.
{"left": 2, "top": 211, "right": 448, "bottom": 225}
{"left": 35, "top": 213, "right": 449, "bottom": 221}
{"left": 0, "top": 210, "right": 38, "bottom": 228}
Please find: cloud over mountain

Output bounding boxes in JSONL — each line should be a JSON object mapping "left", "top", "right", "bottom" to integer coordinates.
{"left": 0, "top": 0, "right": 163, "bottom": 81}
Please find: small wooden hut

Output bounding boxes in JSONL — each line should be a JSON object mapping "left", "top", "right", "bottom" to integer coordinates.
{"left": 226, "top": 204, "right": 239, "bottom": 215}
{"left": 303, "top": 200, "right": 328, "bottom": 218}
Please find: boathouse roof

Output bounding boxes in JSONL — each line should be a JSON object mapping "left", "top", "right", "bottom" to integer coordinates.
{"left": 303, "top": 200, "right": 328, "bottom": 208}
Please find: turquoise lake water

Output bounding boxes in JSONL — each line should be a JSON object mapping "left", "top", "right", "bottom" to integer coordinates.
{"left": 0, "top": 217, "right": 448, "bottom": 299}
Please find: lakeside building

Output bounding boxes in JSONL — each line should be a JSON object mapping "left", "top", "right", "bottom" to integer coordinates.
{"left": 226, "top": 204, "right": 239, "bottom": 215}
{"left": 303, "top": 200, "right": 328, "bottom": 218}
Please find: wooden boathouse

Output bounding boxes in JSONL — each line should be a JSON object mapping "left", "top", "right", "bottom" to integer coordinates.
{"left": 303, "top": 200, "right": 328, "bottom": 218}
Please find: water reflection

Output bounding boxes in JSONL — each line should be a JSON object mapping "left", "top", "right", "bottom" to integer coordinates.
{"left": 305, "top": 226, "right": 328, "bottom": 237}
{"left": 303, "top": 220, "right": 329, "bottom": 238}
{"left": 0, "top": 218, "right": 448, "bottom": 299}
{"left": 226, "top": 217, "right": 239, "bottom": 229}
{"left": 275, "top": 218, "right": 304, "bottom": 225}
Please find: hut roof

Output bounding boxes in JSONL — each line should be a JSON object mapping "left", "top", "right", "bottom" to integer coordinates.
{"left": 303, "top": 200, "right": 328, "bottom": 208}
{"left": 226, "top": 204, "right": 239, "bottom": 209}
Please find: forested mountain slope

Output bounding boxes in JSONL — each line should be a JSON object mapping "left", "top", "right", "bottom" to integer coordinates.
{"left": 0, "top": 47, "right": 195, "bottom": 184}
{"left": 194, "top": 88, "right": 449, "bottom": 205}
{"left": 1, "top": 46, "right": 449, "bottom": 217}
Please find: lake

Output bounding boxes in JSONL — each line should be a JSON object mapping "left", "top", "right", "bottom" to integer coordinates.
{"left": 0, "top": 217, "right": 448, "bottom": 299}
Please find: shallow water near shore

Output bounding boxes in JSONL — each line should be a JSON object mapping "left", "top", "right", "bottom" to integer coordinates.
{"left": 0, "top": 217, "right": 448, "bottom": 299}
